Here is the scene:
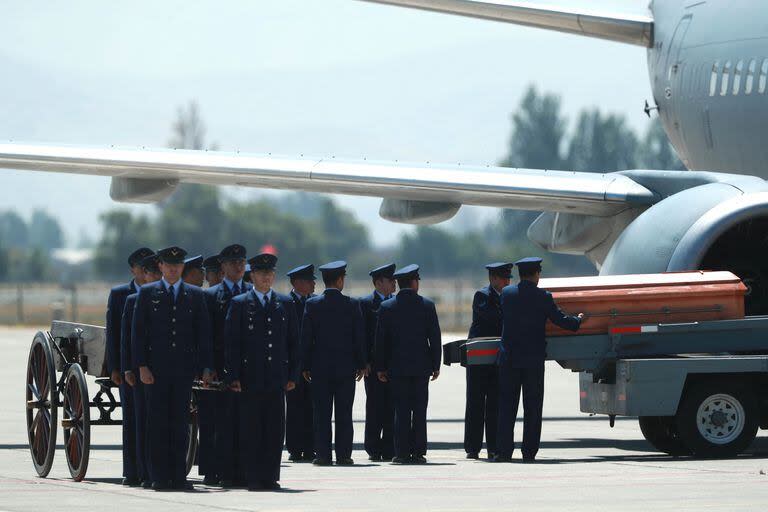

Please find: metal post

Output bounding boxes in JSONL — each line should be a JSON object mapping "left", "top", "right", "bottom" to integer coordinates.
{"left": 16, "top": 284, "right": 23, "bottom": 324}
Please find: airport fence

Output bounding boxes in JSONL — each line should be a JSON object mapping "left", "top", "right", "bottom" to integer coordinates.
{"left": 0, "top": 280, "right": 480, "bottom": 332}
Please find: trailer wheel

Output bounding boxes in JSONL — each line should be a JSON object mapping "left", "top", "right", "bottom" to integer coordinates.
{"left": 675, "top": 382, "right": 758, "bottom": 458}
{"left": 62, "top": 363, "right": 90, "bottom": 481}
{"left": 185, "top": 393, "right": 199, "bottom": 476}
{"left": 638, "top": 416, "right": 691, "bottom": 456}
{"left": 26, "top": 332, "right": 58, "bottom": 477}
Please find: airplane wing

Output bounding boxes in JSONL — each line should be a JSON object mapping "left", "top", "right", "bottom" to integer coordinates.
{"left": 358, "top": 0, "right": 654, "bottom": 47}
{"left": 0, "top": 142, "right": 655, "bottom": 220}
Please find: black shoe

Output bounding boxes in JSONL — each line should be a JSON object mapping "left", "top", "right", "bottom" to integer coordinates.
{"left": 262, "top": 480, "right": 281, "bottom": 491}
{"left": 391, "top": 456, "right": 409, "bottom": 464}
{"left": 288, "top": 453, "right": 302, "bottom": 462}
{"left": 368, "top": 454, "right": 382, "bottom": 462}
{"left": 381, "top": 455, "right": 393, "bottom": 462}
{"left": 487, "top": 451, "right": 497, "bottom": 460}
{"left": 466, "top": 452, "right": 479, "bottom": 460}
{"left": 492, "top": 454, "right": 513, "bottom": 463}
{"left": 202, "top": 475, "right": 219, "bottom": 486}
{"left": 312, "top": 458, "right": 332, "bottom": 466}
{"left": 151, "top": 481, "right": 169, "bottom": 491}
{"left": 220, "top": 479, "right": 236, "bottom": 488}
{"left": 522, "top": 456, "right": 536, "bottom": 463}
{"left": 122, "top": 477, "right": 140, "bottom": 486}
{"left": 172, "top": 480, "right": 194, "bottom": 491}
{"left": 411, "top": 455, "right": 427, "bottom": 464}
{"left": 301, "top": 452, "right": 316, "bottom": 462}
{"left": 247, "top": 482, "right": 264, "bottom": 492}
{"left": 336, "top": 458, "right": 354, "bottom": 466}
{"left": 234, "top": 478, "right": 248, "bottom": 488}
{"left": 141, "top": 480, "right": 152, "bottom": 489}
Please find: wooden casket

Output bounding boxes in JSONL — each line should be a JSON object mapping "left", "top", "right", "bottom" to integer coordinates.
{"left": 541, "top": 271, "right": 747, "bottom": 337}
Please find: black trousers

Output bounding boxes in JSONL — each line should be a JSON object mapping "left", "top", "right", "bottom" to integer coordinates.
{"left": 364, "top": 375, "right": 394, "bottom": 458}
{"left": 463, "top": 365, "right": 499, "bottom": 455}
{"left": 390, "top": 376, "right": 429, "bottom": 458}
{"left": 133, "top": 381, "right": 150, "bottom": 482}
{"left": 196, "top": 391, "right": 216, "bottom": 476}
{"left": 312, "top": 377, "right": 356, "bottom": 460}
{"left": 146, "top": 376, "right": 191, "bottom": 484}
{"left": 285, "top": 377, "right": 314, "bottom": 457}
{"left": 216, "top": 391, "right": 244, "bottom": 481}
{"left": 239, "top": 388, "right": 285, "bottom": 484}
{"left": 119, "top": 381, "right": 138, "bottom": 479}
{"left": 496, "top": 363, "right": 545, "bottom": 458}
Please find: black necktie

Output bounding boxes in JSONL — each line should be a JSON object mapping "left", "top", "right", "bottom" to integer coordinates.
{"left": 232, "top": 283, "right": 240, "bottom": 296}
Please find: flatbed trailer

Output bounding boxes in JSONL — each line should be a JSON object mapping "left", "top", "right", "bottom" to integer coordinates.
{"left": 447, "top": 315, "right": 768, "bottom": 457}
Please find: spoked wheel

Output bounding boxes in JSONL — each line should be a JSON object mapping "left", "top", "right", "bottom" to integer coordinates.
{"left": 25, "top": 332, "right": 58, "bottom": 477}
{"left": 62, "top": 364, "right": 90, "bottom": 481}
{"left": 185, "top": 392, "right": 199, "bottom": 476}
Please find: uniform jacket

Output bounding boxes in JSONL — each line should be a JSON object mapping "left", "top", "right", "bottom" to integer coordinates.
{"left": 131, "top": 280, "right": 213, "bottom": 378}
{"left": 106, "top": 280, "right": 138, "bottom": 373}
{"left": 120, "top": 293, "right": 138, "bottom": 374}
{"left": 204, "top": 281, "right": 253, "bottom": 373}
{"left": 359, "top": 292, "right": 386, "bottom": 366}
{"left": 467, "top": 285, "right": 503, "bottom": 339}
{"left": 374, "top": 289, "right": 442, "bottom": 377}
{"left": 300, "top": 289, "right": 366, "bottom": 379}
{"left": 224, "top": 289, "right": 300, "bottom": 391}
{"left": 289, "top": 290, "right": 314, "bottom": 334}
{"left": 499, "top": 280, "right": 581, "bottom": 367}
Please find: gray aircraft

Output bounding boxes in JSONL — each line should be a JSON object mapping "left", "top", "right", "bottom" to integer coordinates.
{"left": 1, "top": 1, "right": 767, "bottom": 311}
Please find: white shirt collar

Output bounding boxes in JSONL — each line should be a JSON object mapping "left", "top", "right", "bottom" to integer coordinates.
{"left": 223, "top": 278, "right": 243, "bottom": 293}
{"left": 374, "top": 290, "right": 387, "bottom": 301}
{"left": 253, "top": 288, "right": 272, "bottom": 304}
{"left": 161, "top": 278, "right": 181, "bottom": 295}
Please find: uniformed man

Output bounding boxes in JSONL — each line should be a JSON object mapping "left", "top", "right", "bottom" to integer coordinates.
{"left": 464, "top": 262, "right": 513, "bottom": 460}
{"left": 202, "top": 244, "right": 252, "bottom": 486}
{"left": 121, "top": 254, "right": 162, "bottom": 489}
{"left": 375, "top": 264, "right": 442, "bottom": 464}
{"left": 204, "top": 255, "right": 223, "bottom": 287}
{"left": 105, "top": 246, "right": 154, "bottom": 486}
{"left": 225, "top": 253, "right": 300, "bottom": 491}
{"left": 131, "top": 246, "right": 213, "bottom": 490}
{"left": 301, "top": 261, "right": 366, "bottom": 466}
{"left": 494, "top": 257, "right": 583, "bottom": 463}
{"left": 182, "top": 255, "right": 205, "bottom": 287}
{"left": 243, "top": 263, "right": 252, "bottom": 284}
{"left": 285, "top": 264, "right": 317, "bottom": 463}
{"left": 361, "top": 263, "right": 396, "bottom": 462}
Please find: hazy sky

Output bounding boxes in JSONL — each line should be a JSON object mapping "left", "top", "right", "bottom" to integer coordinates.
{"left": 0, "top": 0, "right": 654, "bottom": 247}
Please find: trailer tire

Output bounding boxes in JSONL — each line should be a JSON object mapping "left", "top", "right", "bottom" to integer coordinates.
{"left": 638, "top": 416, "right": 691, "bottom": 456}
{"left": 675, "top": 382, "right": 758, "bottom": 458}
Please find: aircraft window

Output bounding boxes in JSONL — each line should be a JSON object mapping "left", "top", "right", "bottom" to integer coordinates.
{"left": 760, "top": 59, "right": 768, "bottom": 94}
{"left": 720, "top": 60, "right": 731, "bottom": 96}
{"left": 709, "top": 61, "right": 720, "bottom": 96}
{"left": 745, "top": 59, "right": 757, "bottom": 94}
{"left": 733, "top": 60, "right": 743, "bottom": 95}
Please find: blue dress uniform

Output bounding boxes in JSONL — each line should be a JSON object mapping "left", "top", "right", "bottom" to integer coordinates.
{"left": 361, "top": 263, "right": 396, "bottom": 461}
{"left": 285, "top": 264, "right": 316, "bottom": 462}
{"left": 119, "top": 253, "right": 160, "bottom": 488}
{"left": 131, "top": 246, "right": 213, "bottom": 489}
{"left": 464, "top": 262, "right": 512, "bottom": 459}
{"left": 375, "top": 265, "right": 442, "bottom": 463}
{"left": 105, "top": 246, "right": 153, "bottom": 485}
{"left": 495, "top": 257, "right": 581, "bottom": 462}
{"left": 224, "top": 253, "right": 300, "bottom": 490}
{"left": 201, "top": 244, "right": 251, "bottom": 485}
{"left": 301, "top": 261, "right": 366, "bottom": 465}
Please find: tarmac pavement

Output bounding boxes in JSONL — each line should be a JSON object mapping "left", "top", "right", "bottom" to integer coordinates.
{"left": 2, "top": 326, "right": 768, "bottom": 511}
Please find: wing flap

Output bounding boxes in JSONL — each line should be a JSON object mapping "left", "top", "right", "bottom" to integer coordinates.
{"left": 0, "top": 142, "right": 656, "bottom": 216}
{"left": 358, "top": 0, "right": 653, "bottom": 47}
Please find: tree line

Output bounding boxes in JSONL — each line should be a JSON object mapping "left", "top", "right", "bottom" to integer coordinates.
{"left": 0, "top": 88, "right": 683, "bottom": 282}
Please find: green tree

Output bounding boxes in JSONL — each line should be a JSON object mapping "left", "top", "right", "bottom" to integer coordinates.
{"left": 168, "top": 100, "right": 217, "bottom": 150}
{"left": 28, "top": 209, "right": 64, "bottom": 252}
{"left": 0, "top": 211, "right": 29, "bottom": 249}
{"left": 315, "top": 198, "right": 370, "bottom": 259}
{"left": 638, "top": 118, "right": 686, "bottom": 170}
{"left": 156, "top": 184, "right": 226, "bottom": 256}
{"left": 93, "top": 210, "right": 157, "bottom": 279}
{"left": 566, "top": 109, "right": 638, "bottom": 172}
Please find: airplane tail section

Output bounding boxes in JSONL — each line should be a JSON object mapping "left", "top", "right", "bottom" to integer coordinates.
{"left": 358, "top": 0, "right": 654, "bottom": 47}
